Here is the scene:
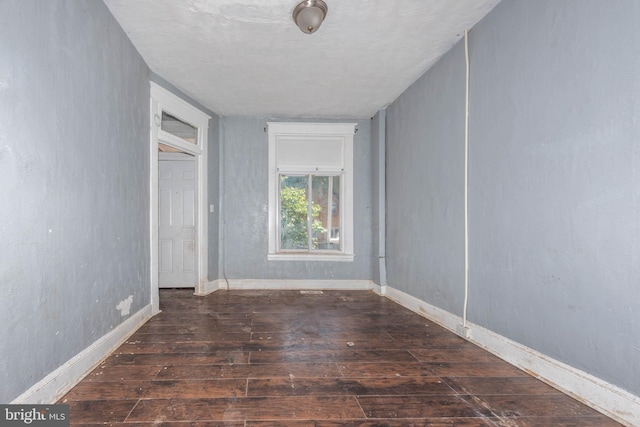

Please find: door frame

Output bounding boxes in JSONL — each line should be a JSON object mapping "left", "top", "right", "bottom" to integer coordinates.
{"left": 150, "top": 82, "right": 210, "bottom": 313}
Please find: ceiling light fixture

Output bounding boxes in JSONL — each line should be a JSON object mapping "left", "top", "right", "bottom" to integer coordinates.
{"left": 292, "top": 0, "right": 328, "bottom": 34}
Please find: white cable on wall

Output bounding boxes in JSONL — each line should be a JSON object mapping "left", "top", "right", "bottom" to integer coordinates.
{"left": 463, "top": 29, "right": 470, "bottom": 328}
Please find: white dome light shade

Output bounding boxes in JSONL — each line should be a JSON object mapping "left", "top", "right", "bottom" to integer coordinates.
{"left": 292, "top": 0, "right": 328, "bottom": 34}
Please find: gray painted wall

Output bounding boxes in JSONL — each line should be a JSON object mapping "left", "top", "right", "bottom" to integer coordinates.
{"left": 386, "top": 40, "right": 466, "bottom": 314}
{"left": 208, "top": 114, "right": 221, "bottom": 281}
{"left": 386, "top": 0, "right": 640, "bottom": 395}
{"left": 371, "top": 111, "right": 386, "bottom": 286}
{"left": 149, "top": 73, "right": 221, "bottom": 281}
{"left": 220, "top": 117, "right": 374, "bottom": 281}
{"left": 0, "top": 0, "right": 150, "bottom": 402}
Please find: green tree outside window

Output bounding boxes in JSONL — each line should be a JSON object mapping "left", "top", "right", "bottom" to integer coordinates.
{"left": 280, "top": 176, "right": 326, "bottom": 249}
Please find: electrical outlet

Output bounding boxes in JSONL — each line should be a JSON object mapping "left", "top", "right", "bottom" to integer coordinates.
{"left": 456, "top": 324, "right": 471, "bottom": 339}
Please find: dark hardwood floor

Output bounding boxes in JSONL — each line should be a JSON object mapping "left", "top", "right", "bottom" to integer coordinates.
{"left": 60, "top": 289, "right": 622, "bottom": 426}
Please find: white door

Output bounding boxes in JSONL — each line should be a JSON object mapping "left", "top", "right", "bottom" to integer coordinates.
{"left": 159, "top": 156, "right": 197, "bottom": 288}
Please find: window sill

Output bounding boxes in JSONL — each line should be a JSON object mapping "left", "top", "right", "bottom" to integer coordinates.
{"left": 268, "top": 253, "right": 354, "bottom": 262}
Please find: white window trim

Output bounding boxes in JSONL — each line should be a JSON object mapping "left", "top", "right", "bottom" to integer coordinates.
{"left": 267, "top": 122, "right": 356, "bottom": 262}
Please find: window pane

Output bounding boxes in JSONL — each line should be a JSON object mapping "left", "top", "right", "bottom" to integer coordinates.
{"left": 280, "top": 175, "right": 309, "bottom": 250}
{"left": 312, "top": 175, "right": 341, "bottom": 250}
{"left": 161, "top": 112, "right": 197, "bottom": 144}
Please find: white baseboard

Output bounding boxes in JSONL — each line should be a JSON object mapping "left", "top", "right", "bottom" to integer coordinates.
{"left": 11, "top": 304, "right": 153, "bottom": 404}
{"left": 199, "top": 278, "right": 382, "bottom": 296}
{"left": 223, "top": 279, "right": 375, "bottom": 291}
{"left": 371, "top": 283, "right": 384, "bottom": 295}
{"left": 384, "top": 286, "right": 639, "bottom": 427}
{"left": 385, "top": 286, "right": 460, "bottom": 331}
{"left": 195, "top": 279, "right": 227, "bottom": 295}
{"left": 371, "top": 283, "right": 385, "bottom": 296}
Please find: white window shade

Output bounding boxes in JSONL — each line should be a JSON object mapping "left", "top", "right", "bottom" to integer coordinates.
{"left": 276, "top": 137, "right": 344, "bottom": 170}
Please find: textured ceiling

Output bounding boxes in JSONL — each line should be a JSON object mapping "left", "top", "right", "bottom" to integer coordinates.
{"left": 103, "top": 0, "right": 500, "bottom": 119}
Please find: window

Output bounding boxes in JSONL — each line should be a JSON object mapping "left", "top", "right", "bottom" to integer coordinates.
{"left": 280, "top": 174, "right": 341, "bottom": 251}
{"left": 268, "top": 122, "right": 356, "bottom": 261}
{"left": 151, "top": 85, "right": 206, "bottom": 156}
{"left": 160, "top": 111, "right": 198, "bottom": 144}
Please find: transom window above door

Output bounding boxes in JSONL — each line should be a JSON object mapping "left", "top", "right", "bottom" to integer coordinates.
{"left": 151, "top": 84, "right": 207, "bottom": 156}
{"left": 160, "top": 111, "right": 197, "bottom": 144}
{"left": 267, "top": 122, "right": 356, "bottom": 262}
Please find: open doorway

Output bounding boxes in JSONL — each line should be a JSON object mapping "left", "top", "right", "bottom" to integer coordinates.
{"left": 150, "top": 82, "right": 210, "bottom": 313}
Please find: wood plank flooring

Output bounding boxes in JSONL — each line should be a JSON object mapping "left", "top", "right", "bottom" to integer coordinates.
{"left": 59, "top": 289, "right": 622, "bottom": 426}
